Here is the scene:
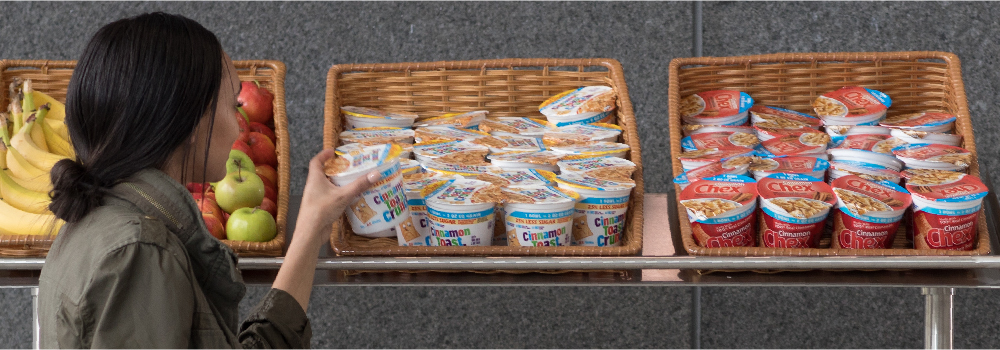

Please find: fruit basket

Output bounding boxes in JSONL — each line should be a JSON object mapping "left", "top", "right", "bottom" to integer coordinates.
{"left": 0, "top": 59, "right": 289, "bottom": 257}
{"left": 324, "top": 58, "right": 644, "bottom": 256}
{"left": 668, "top": 51, "right": 990, "bottom": 257}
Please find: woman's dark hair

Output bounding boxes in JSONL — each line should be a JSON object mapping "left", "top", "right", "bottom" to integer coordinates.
{"left": 49, "top": 12, "right": 224, "bottom": 222}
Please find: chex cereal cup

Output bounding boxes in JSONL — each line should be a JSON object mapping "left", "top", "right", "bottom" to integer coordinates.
{"left": 682, "top": 124, "right": 755, "bottom": 137}
{"left": 674, "top": 157, "right": 753, "bottom": 190}
{"left": 828, "top": 160, "right": 901, "bottom": 184}
{"left": 539, "top": 86, "right": 618, "bottom": 126}
{"left": 824, "top": 125, "right": 890, "bottom": 147}
{"left": 831, "top": 176, "right": 912, "bottom": 249}
{"left": 889, "top": 128, "right": 962, "bottom": 147}
{"left": 905, "top": 171, "right": 987, "bottom": 251}
{"left": 543, "top": 123, "right": 623, "bottom": 146}
{"left": 557, "top": 156, "right": 637, "bottom": 183}
{"left": 827, "top": 134, "right": 905, "bottom": 171}
{"left": 325, "top": 144, "right": 410, "bottom": 237}
{"left": 753, "top": 125, "right": 818, "bottom": 142}
{"left": 681, "top": 131, "right": 759, "bottom": 151}
{"left": 880, "top": 112, "right": 957, "bottom": 133}
{"left": 502, "top": 186, "right": 580, "bottom": 246}
{"left": 892, "top": 143, "right": 973, "bottom": 172}
{"left": 478, "top": 117, "right": 552, "bottom": 137}
{"left": 679, "top": 90, "right": 754, "bottom": 125}
{"left": 748, "top": 156, "right": 830, "bottom": 180}
{"left": 812, "top": 86, "right": 892, "bottom": 125}
{"left": 421, "top": 178, "right": 504, "bottom": 246}
{"left": 341, "top": 106, "right": 419, "bottom": 129}
{"left": 758, "top": 132, "right": 830, "bottom": 158}
{"left": 679, "top": 174, "right": 759, "bottom": 248}
{"left": 679, "top": 148, "right": 758, "bottom": 171}
{"left": 750, "top": 105, "right": 823, "bottom": 129}
{"left": 413, "top": 110, "right": 489, "bottom": 130}
{"left": 757, "top": 174, "right": 836, "bottom": 248}
{"left": 555, "top": 173, "right": 636, "bottom": 247}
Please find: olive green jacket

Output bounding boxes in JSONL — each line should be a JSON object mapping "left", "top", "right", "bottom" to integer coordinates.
{"left": 38, "top": 169, "right": 311, "bottom": 348}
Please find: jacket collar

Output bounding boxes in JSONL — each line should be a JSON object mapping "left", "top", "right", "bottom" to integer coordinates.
{"left": 106, "top": 168, "right": 246, "bottom": 330}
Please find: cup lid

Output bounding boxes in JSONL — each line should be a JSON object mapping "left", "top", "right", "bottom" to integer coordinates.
{"left": 555, "top": 172, "right": 637, "bottom": 192}
{"left": 539, "top": 86, "right": 617, "bottom": 117}
{"left": 831, "top": 175, "right": 911, "bottom": 215}
{"left": 679, "top": 90, "right": 754, "bottom": 121}
{"left": 880, "top": 112, "right": 957, "bottom": 129}
{"left": 682, "top": 131, "right": 759, "bottom": 151}
{"left": 749, "top": 156, "right": 829, "bottom": 173}
{"left": 341, "top": 106, "right": 419, "bottom": 120}
{"left": 422, "top": 178, "right": 504, "bottom": 205}
{"left": 905, "top": 172, "right": 987, "bottom": 202}
{"left": 325, "top": 143, "right": 403, "bottom": 178}
{"left": 750, "top": 105, "right": 823, "bottom": 128}
{"left": 502, "top": 186, "right": 579, "bottom": 204}
{"left": 413, "top": 110, "right": 489, "bottom": 128}
{"left": 476, "top": 169, "right": 556, "bottom": 187}
{"left": 478, "top": 117, "right": 552, "bottom": 136}
{"left": 813, "top": 86, "right": 891, "bottom": 119}
{"left": 892, "top": 143, "right": 973, "bottom": 167}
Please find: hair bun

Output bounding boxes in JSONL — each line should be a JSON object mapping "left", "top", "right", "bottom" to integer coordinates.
{"left": 49, "top": 159, "right": 106, "bottom": 223}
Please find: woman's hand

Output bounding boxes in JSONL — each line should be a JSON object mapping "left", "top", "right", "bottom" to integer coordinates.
{"left": 295, "top": 148, "right": 381, "bottom": 244}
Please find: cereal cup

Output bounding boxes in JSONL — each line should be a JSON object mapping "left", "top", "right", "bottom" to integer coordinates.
{"left": 679, "top": 148, "right": 758, "bottom": 171}
{"left": 750, "top": 105, "right": 823, "bottom": 129}
{"left": 758, "top": 132, "right": 830, "bottom": 157}
{"left": 341, "top": 106, "right": 419, "bottom": 129}
{"left": 503, "top": 186, "right": 580, "bottom": 247}
{"left": 827, "top": 134, "right": 906, "bottom": 171}
{"left": 413, "top": 110, "right": 489, "bottom": 129}
{"left": 679, "top": 90, "right": 754, "bottom": 125}
{"left": 682, "top": 124, "right": 756, "bottom": 137}
{"left": 413, "top": 140, "right": 489, "bottom": 164}
{"left": 892, "top": 143, "right": 972, "bottom": 172}
{"left": 749, "top": 156, "right": 830, "bottom": 180}
{"left": 681, "top": 131, "right": 759, "bottom": 151}
{"left": 398, "top": 173, "right": 461, "bottom": 246}
{"left": 339, "top": 127, "right": 415, "bottom": 145}
{"left": 539, "top": 86, "right": 618, "bottom": 127}
{"left": 555, "top": 173, "right": 636, "bottom": 247}
{"left": 679, "top": 174, "right": 759, "bottom": 248}
{"left": 550, "top": 142, "right": 630, "bottom": 159}
{"left": 757, "top": 174, "right": 836, "bottom": 248}
{"left": 812, "top": 86, "right": 892, "bottom": 125}
{"left": 558, "top": 156, "right": 637, "bottom": 183}
{"left": 325, "top": 144, "right": 410, "bottom": 237}
{"left": 478, "top": 117, "right": 552, "bottom": 137}
{"left": 829, "top": 160, "right": 901, "bottom": 184}
{"left": 881, "top": 112, "right": 957, "bottom": 134}
{"left": 543, "top": 123, "right": 623, "bottom": 146}
{"left": 494, "top": 135, "right": 548, "bottom": 153}
{"left": 488, "top": 151, "right": 563, "bottom": 172}
{"left": 414, "top": 125, "right": 493, "bottom": 143}
{"left": 420, "top": 160, "right": 502, "bottom": 179}
{"left": 400, "top": 158, "right": 422, "bottom": 177}
{"left": 476, "top": 169, "right": 556, "bottom": 187}
{"left": 906, "top": 171, "right": 987, "bottom": 251}
{"left": 831, "top": 176, "right": 912, "bottom": 249}
{"left": 889, "top": 128, "right": 962, "bottom": 147}
{"left": 753, "top": 125, "right": 819, "bottom": 142}
{"left": 422, "top": 178, "right": 503, "bottom": 246}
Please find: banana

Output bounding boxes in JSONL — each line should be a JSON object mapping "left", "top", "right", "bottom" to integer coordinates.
{"left": 0, "top": 167, "right": 50, "bottom": 214}
{"left": 41, "top": 120, "right": 74, "bottom": 159}
{"left": 0, "top": 117, "right": 49, "bottom": 183}
{"left": 0, "top": 197, "right": 62, "bottom": 236}
{"left": 29, "top": 113, "right": 49, "bottom": 153}
{"left": 31, "top": 90, "right": 64, "bottom": 121}
{"left": 0, "top": 142, "right": 51, "bottom": 193}
{"left": 10, "top": 113, "right": 67, "bottom": 170}
{"left": 44, "top": 118, "right": 70, "bottom": 141}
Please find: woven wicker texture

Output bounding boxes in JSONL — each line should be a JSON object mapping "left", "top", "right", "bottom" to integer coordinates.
{"left": 0, "top": 59, "right": 289, "bottom": 257}
{"left": 325, "top": 58, "right": 644, "bottom": 256}
{"left": 668, "top": 51, "right": 989, "bottom": 257}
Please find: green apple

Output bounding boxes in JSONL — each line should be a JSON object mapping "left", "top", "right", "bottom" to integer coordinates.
{"left": 226, "top": 149, "right": 255, "bottom": 174}
{"left": 226, "top": 207, "right": 276, "bottom": 242}
{"left": 215, "top": 169, "right": 265, "bottom": 214}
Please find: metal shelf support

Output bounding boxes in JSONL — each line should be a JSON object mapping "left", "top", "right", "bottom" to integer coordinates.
{"left": 923, "top": 287, "right": 954, "bottom": 349}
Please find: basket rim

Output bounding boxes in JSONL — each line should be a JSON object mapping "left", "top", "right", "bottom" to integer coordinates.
{"left": 324, "top": 57, "right": 645, "bottom": 256}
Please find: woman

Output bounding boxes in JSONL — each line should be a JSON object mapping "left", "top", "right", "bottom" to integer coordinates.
{"left": 37, "top": 13, "right": 377, "bottom": 348}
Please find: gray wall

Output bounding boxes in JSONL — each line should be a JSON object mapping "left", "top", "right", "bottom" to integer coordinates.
{"left": 2, "top": 1, "right": 1000, "bottom": 348}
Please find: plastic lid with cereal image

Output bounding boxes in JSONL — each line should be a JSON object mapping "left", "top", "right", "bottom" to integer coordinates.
{"left": 679, "top": 90, "right": 754, "bottom": 126}
{"left": 557, "top": 156, "right": 636, "bottom": 183}
{"left": 904, "top": 171, "right": 987, "bottom": 202}
{"left": 549, "top": 141, "right": 630, "bottom": 159}
{"left": 339, "top": 127, "right": 415, "bottom": 144}
{"left": 829, "top": 160, "right": 901, "bottom": 184}
{"left": 892, "top": 143, "right": 973, "bottom": 171}
{"left": 682, "top": 131, "right": 759, "bottom": 151}
{"left": 502, "top": 186, "right": 579, "bottom": 206}
{"left": 494, "top": 135, "right": 548, "bottom": 153}
{"left": 812, "top": 86, "right": 892, "bottom": 124}
{"left": 827, "top": 134, "right": 905, "bottom": 171}
{"left": 421, "top": 159, "right": 503, "bottom": 179}
{"left": 413, "top": 110, "right": 489, "bottom": 129}
{"left": 679, "top": 147, "right": 757, "bottom": 171}
{"left": 341, "top": 106, "right": 419, "bottom": 129}
{"left": 749, "top": 156, "right": 829, "bottom": 179}
{"left": 750, "top": 105, "right": 823, "bottom": 129}
{"left": 758, "top": 131, "right": 830, "bottom": 157}
{"left": 478, "top": 117, "right": 552, "bottom": 137}
{"left": 888, "top": 128, "right": 962, "bottom": 147}
{"left": 832, "top": 175, "right": 911, "bottom": 218}
{"left": 476, "top": 169, "right": 556, "bottom": 187}
{"left": 538, "top": 86, "right": 617, "bottom": 117}
{"left": 682, "top": 124, "right": 755, "bottom": 137}
{"left": 542, "top": 123, "right": 623, "bottom": 146}
{"left": 413, "top": 140, "right": 489, "bottom": 164}
{"left": 413, "top": 125, "right": 495, "bottom": 143}
{"left": 324, "top": 143, "right": 403, "bottom": 178}
{"left": 753, "top": 125, "right": 821, "bottom": 142}
{"left": 757, "top": 173, "right": 835, "bottom": 221}
{"left": 421, "top": 178, "right": 505, "bottom": 207}
{"left": 673, "top": 157, "right": 751, "bottom": 190}
{"left": 880, "top": 112, "right": 957, "bottom": 133}
{"left": 555, "top": 171, "right": 637, "bottom": 194}
{"left": 487, "top": 151, "right": 564, "bottom": 172}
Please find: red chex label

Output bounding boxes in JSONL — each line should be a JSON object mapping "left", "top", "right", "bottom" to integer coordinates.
{"left": 835, "top": 211, "right": 901, "bottom": 249}
{"left": 761, "top": 214, "right": 824, "bottom": 248}
{"left": 818, "top": 86, "right": 891, "bottom": 118}
{"left": 686, "top": 162, "right": 729, "bottom": 181}
{"left": 683, "top": 90, "right": 753, "bottom": 120}
{"left": 761, "top": 135, "right": 824, "bottom": 156}
{"left": 758, "top": 175, "right": 835, "bottom": 203}
{"left": 680, "top": 176, "right": 758, "bottom": 205}
{"left": 692, "top": 213, "right": 757, "bottom": 247}
{"left": 915, "top": 210, "right": 978, "bottom": 250}
{"left": 755, "top": 156, "right": 830, "bottom": 174}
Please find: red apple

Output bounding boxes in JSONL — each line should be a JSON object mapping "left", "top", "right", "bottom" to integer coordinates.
{"left": 235, "top": 109, "right": 250, "bottom": 135}
{"left": 226, "top": 207, "right": 276, "bottom": 242}
{"left": 215, "top": 169, "right": 266, "bottom": 214}
{"left": 196, "top": 197, "right": 224, "bottom": 221}
{"left": 249, "top": 122, "right": 276, "bottom": 144}
{"left": 260, "top": 197, "right": 278, "bottom": 218}
{"left": 255, "top": 165, "right": 278, "bottom": 188}
{"left": 203, "top": 214, "right": 227, "bottom": 240}
{"left": 222, "top": 211, "right": 230, "bottom": 224}
{"left": 246, "top": 132, "right": 278, "bottom": 168}
{"left": 232, "top": 139, "right": 253, "bottom": 159}
{"left": 238, "top": 81, "right": 274, "bottom": 125}
{"left": 187, "top": 182, "right": 210, "bottom": 194}
{"left": 263, "top": 181, "right": 277, "bottom": 203}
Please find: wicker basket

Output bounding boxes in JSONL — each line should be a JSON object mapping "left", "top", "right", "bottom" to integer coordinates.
{"left": 0, "top": 59, "right": 290, "bottom": 257}
{"left": 325, "top": 58, "right": 644, "bottom": 256}
{"left": 668, "top": 51, "right": 990, "bottom": 257}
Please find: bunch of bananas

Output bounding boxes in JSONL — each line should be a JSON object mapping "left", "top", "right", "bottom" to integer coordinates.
{"left": 0, "top": 78, "right": 70, "bottom": 236}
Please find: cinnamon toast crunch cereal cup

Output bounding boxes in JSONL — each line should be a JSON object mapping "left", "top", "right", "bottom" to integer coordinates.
{"left": 476, "top": 169, "right": 556, "bottom": 187}
{"left": 420, "top": 160, "right": 502, "bottom": 179}
{"left": 680, "top": 90, "right": 754, "bottom": 125}
{"left": 478, "top": 117, "right": 552, "bottom": 137}
{"left": 550, "top": 142, "right": 630, "bottom": 159}
{"left": 750, "top": 105, "right": 823, "bottom": 129}
{"left": 398, "top": 173, "right": 460, "bottom": 246}
{"left": 892, "top": 143, "right": 972, "bottom": 172}
{"left": 422, "top": 179, "right": 503, "bottom": 246}
{"left": 413, "top": 140, "right": 489, "bottom": 164}
{"left": 502, "top": 186, "right": 580, "bottom": 247}
{"left": 889, "top": 128, "right": 962, "bottom": 147}
{"left": 341, "top": 106, "right": 419, "bottom": 129}
{"left": 812, "top": 86, "right": 892, "bottom": 125}
{"left": 326, "top": 144, "right": 410, "bottom": 236}
{"left": 831, "top": 176, "right": 912, "bottom": 249}
{"left": 414, "top": 111, "right": 489, "bottom": 130}
{"left": 558, "top": 156, "right": 637, "bottom": 183}
{"left": 339, "top": 127, "right": 415, "bottom": 145}
{"left": 555, "top": 173, "right": 636, "bottom": 247}
{"left": 679, "top": 174, "right": 759, "bottom": 248}
{"left": 543, "top": 123, "right": 623, "bottom": 146}
{"left": 539, "top": 86, "right": 618, "bottom": 126}
{"left": 494, "top": 135, "right": 548, "bottom": 152}
{"left": 906, "top": 171, "right": 987, "bottom": 251}
{"left": 881, "top": 112, "right": 956, "bottom": 133}
{"left": 487, "top": 151, "right": 563, "bottom": 172}
{"left": 757, "top": 174, "right": 836, "bottom": 248}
